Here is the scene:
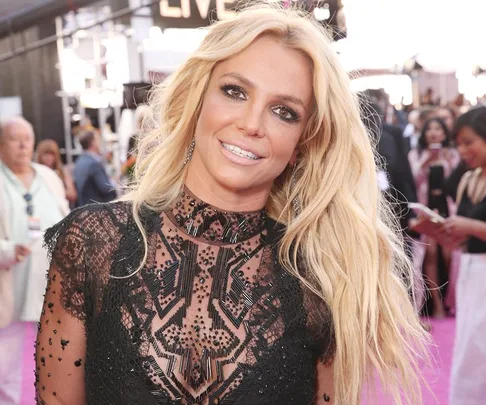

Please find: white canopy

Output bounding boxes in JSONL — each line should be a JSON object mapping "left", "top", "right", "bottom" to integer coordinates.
{"left": 340, "top": 0, "right": 486, "bottom": 74}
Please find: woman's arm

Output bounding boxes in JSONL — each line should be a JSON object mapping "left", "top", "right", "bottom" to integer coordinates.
{"left": 36, "top": 264, "right": 87, "bottom": 405}
{"left": 441, "top": 216, "right": 486, "bottom": 246}
{"left": 468, "top": 218, "right": 486, "bottom": 242}
{"left": 35, "top": 212, "right": 89, "bottom": 404}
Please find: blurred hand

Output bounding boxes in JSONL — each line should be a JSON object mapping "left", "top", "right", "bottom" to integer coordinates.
{"left": 443, "top": 216, "right": 473, "bottom": 238}
{"left": 439, "top": 233, "right": 468, "bottom": 249}
{"left": 409, "top": 217, "right": 443, "bottom": 239}
{"left": 438, "top": 216, "right": 472, "bottom": 249}
{"left": 424, "top": 148, "right": 441, "bottom": 165}
{"left": 14, "top": 244, "right": 31, "bottom": 264}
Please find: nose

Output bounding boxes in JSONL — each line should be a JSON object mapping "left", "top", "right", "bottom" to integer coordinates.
{"left": 236, "top": 101, "right": 265, "bottom": 138}
{"left": 18, "top": 137, "right": 31, "bottom": 147}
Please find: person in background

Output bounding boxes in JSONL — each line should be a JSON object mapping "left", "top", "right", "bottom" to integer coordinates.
{"left": 431, "top": 105, "right": 463, "bottom": 315}
{"left": 435, "top": 106, "right": 457, "bottom": 133}
{"left": 35, "top": 139, "right": 77, "bottom": 206}
{"left": 363, "top": 101, "right": 427, "bottom": 322}
{"left": 409, "top": 117, "right": 460, "bottom": 318}
{"left": 442, "top": 106, "right": 486, "bottom": 404}
{"left": 73, "top": 130, "right": 117, "bottom": 207}
{"left": 121, "top": 134, "right": 137, "bottom": 183}
{"left": 404, "top": 107, "right": 435, "bottom": 154}
{"left": 121, "top": 105, "right": 149, "bottom": 184}
{"left": 0, "top": 117, "right": 69, "bottom": 405}
{"left": 362, "top": 101, "right": 417, "bottom": 240}
{"left": 403, "top": 109, "right": 420, "bottom": 150}
{"left": 441, "top": 105, "right": 468, "bottom": 200}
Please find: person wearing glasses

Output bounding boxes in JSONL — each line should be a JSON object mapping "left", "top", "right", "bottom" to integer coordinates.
{"left": 0, "top": 116, "right": 69, "bottom": 405}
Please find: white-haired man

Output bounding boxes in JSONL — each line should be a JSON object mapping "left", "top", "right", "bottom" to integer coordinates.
{"left": 0, "top": 117, "right": 69, "bottom": 404}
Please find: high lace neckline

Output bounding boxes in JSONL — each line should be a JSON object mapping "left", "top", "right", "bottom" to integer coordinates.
{"left": 166, "top": 186, "right": 267, "bottom": 244}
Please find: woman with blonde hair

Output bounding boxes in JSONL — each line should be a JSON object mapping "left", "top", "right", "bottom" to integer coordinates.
{"left": 35, "top": 139, "right": 77, "bottom": 204}
{"left": 35, "top": 3, "right": 429, "bottom": 405}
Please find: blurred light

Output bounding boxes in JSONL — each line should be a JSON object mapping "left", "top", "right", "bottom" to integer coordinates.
{"left": 143, "top": 27, "right": 208, "bottom": 52}
{"left": 75, "top": 30, "right": 88, "bottom": 38}
{"left": 314, "top": 7, "right": 330, "bottom": 21}
{"left": 351, "top": 74, "right": 413, "bottom": 105}
{"left": 84, "top": 65, "right": 96, "bottom": 80}
{"left": 149, "top": 26, "right": 163, "bottom": 40}
{"left": 59, "top": 49, "right": 86, "bottom": 93}
{"left": 103, "top": 36, "right": 130, "bottom": 89}
{"left": 114, "top": 24, "right": 125, "bottom": 33}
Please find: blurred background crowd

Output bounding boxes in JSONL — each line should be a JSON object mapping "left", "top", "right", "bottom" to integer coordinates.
{"left": 1, "top": 1, "right": 486, "bottom": 404}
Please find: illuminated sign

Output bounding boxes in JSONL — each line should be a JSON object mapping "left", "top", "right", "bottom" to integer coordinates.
{"left": 155, "top": 1, "right": 345, "bottom": 39}
{"left": 159, "top": 0, "right": 236, "bottom": 23}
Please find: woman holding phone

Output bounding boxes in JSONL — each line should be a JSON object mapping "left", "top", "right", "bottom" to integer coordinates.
{"left": 442, "top": 107, "right": 486, "bottom": 405}
{"left": 408, "top": 117, "right": 460, "bottom": 318}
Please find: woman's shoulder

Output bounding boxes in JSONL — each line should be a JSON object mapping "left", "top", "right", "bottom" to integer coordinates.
{"left": 455, "top": 168, "right": 480, "bottom": 204}
{"left": 64, "top": 200, "right": 132, "bottom": 225}
{"left": 45, "top": 201, "right": 133, "bottom": 250}
{"left": 458, "top": 168, "right": 480, "bottom": 185}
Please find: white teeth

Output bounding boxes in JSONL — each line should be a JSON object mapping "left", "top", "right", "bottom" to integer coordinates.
{"left": 221, "top": 143, "right": 259, "bottom": 160}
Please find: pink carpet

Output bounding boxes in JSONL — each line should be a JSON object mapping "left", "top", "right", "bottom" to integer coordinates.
{"left": 363, "top": 317, "right": 455, "bottom": 405}
{"left": 21, "top": 318, "right": 455, "bottom": 404}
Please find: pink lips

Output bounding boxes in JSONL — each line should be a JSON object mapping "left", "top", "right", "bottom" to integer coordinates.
{"left": 219, "top": 140, "right": 263, "bottom": 159}
{"left": 219, "top": 141, "right": 262, "bottom": 166}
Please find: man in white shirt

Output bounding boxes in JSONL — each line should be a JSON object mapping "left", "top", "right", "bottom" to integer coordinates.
{"left": 0, "top": 117, "right": 69, "bottom": 405}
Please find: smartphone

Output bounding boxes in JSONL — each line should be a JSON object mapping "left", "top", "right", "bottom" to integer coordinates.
{"left": 408, "top": 203, "right": 445, "bottom": 224}
{"left": 429, "top": 143, "right": 442, "bottom": 150}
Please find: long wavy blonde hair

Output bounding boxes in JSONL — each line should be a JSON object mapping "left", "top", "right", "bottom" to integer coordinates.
{"left": 125, "top": 3, "right": 430, "bottom": 404}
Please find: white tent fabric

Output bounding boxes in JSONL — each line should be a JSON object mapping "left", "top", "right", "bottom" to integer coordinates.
{"left": 340, "top": 0, "right": 486, "bottom": 73}
{"left": 144, "top": 1, "right": 486, "bottom": 77}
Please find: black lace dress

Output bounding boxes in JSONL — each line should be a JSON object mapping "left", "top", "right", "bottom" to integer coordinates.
{"left": 35, "top": 187, "right": 334, "bottom": 405}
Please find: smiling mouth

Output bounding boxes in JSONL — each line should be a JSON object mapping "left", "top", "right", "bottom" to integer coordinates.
{"left": 221, "top": 142, "right": 261, "bottom": 160}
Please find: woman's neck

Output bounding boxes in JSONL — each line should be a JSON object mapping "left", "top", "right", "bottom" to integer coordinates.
{"left": 7, "top": 162, "right": 32, "bottom": 176}
{"left": 185, "top": 166, "right": 269, "bottom": 213}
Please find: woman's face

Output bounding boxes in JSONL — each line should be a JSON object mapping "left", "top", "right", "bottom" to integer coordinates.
{"left": 39, "top": 151, "right": 56, "bottom": 169}
{"left": 425, "top": 120, "right": 446, "bottom": 145}
{"left": 187, "top": 35, "right": 313, "bottom": 205}
{"left": 456, "top": 126, "right": 486, "bottom": 169}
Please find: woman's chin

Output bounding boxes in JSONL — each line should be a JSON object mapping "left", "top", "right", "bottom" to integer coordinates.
{"left": 214, "top": 174, "right": 260, "bottom": 193}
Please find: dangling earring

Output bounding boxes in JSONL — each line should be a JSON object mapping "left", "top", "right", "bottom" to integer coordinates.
{"left": 290, "top": 164, "right": 302, "bottom": 216}
{"left": 184, "top": 139, "right": 195, "bottom": 166}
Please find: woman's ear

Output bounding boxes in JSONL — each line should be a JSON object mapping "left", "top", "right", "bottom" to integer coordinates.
{"left": 289, "top": 148, "right": 300, "bottom": 166}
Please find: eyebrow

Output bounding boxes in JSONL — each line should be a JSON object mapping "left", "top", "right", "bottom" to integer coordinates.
{"left": 220, "top": 72, "right": 307, "bottom": 110}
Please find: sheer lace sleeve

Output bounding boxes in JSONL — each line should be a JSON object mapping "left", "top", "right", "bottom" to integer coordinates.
{"left": 315, "top": 360, "right": 334, "bottom": 404}
{"left": 35, "top": 209, "right": 91, "bottom": 405}
{"left": 309, "top": 295, "right": 335, "bottom": 404}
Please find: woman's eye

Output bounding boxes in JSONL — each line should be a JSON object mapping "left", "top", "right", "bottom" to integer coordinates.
{"left": 222, "top": 85, "right": 246, "bottom": 100}
{"left": 272, "top": 106, "right": 299, "bottom": 122}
